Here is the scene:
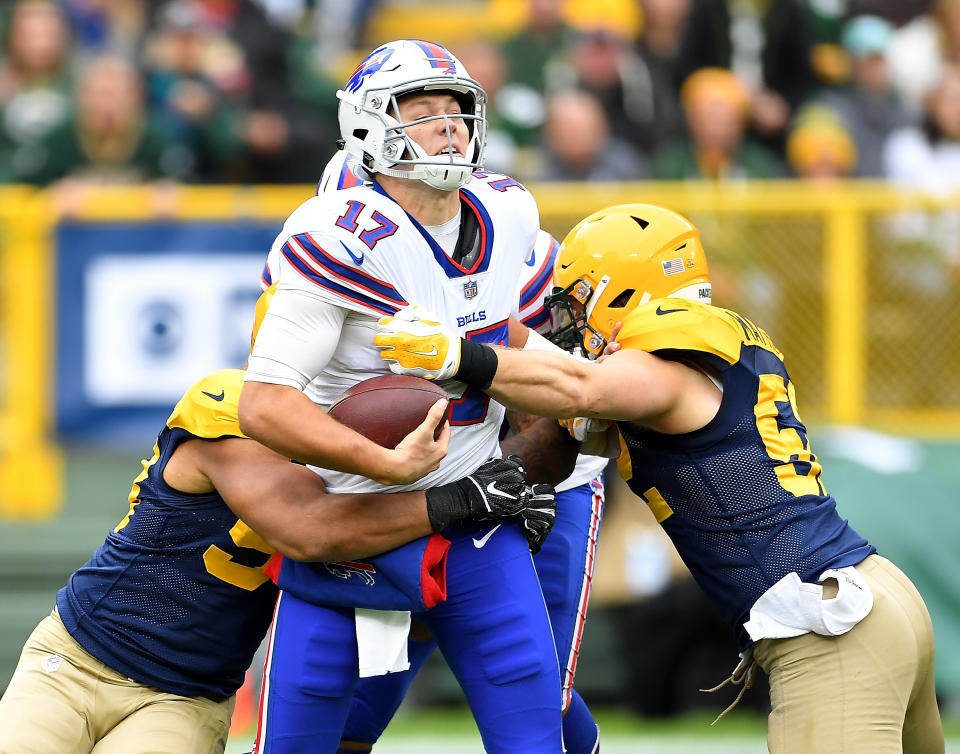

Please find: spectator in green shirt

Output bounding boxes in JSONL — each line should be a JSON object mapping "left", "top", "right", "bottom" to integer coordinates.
{"left": 19, "top": 54, "right": 193, "bottom": 186}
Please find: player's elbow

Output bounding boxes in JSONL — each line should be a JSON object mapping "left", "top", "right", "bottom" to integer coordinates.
{"left": 238, "top": 381, "right": 279, "bottom": 441}
{"left": 272, "top": 530, "right": 346, "bottom": 562}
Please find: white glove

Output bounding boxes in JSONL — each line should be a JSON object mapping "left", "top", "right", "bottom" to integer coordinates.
{"left": 374, "top": 305, "right": 461, "bottom": 381}
{"left": 560, "top": 416, "right": 621, "bottom": 458}
{"left": 560, "top": 416, "right": 611, "bottom": 441}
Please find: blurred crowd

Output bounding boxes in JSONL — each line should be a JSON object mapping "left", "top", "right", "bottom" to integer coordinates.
{"left": 2, "top": 0, "right": 960, "bottom": 191}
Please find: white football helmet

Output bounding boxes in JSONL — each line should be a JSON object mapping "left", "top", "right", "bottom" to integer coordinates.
{"left": 337, "top": 39, "right": 487, "bottom": 191}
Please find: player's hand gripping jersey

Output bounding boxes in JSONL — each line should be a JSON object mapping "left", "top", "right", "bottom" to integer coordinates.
{"left": 612, "top": 300, "right": 874, "bottom": 647}
{"left": 56, "top": 369, "right": 276, "bottom": 700}
{"left": 250, "top": 170, "right": 538, "bottom": 494}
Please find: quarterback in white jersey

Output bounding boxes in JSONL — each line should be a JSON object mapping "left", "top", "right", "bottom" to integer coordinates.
{"left": 251, "top": 166, "right": 536, "bottom": 494}
{"left": 241, "top": 39, "right": 565, "bottom": 754}
{"left": 287, "top": 150, "right": 608, "bottom": 754}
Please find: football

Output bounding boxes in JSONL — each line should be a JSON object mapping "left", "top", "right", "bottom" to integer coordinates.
{"left": 327, "top": 374, "right": 451, "bottom": 449}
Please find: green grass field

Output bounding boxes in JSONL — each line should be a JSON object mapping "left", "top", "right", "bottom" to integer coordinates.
{"left": 227, "top": 705, "right": 960, "bottom": 753}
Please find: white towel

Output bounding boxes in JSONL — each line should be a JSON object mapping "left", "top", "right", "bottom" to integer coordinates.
{"left": 744, "top": 566, "right": 874, "bottom": 641}
{"left": 355, "top": 609, "right": 411, "bottom": 678}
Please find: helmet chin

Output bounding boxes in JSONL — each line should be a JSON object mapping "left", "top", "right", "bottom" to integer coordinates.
{"left": 421, "top": 164, "right": 474, "bottom": 190}
{"left": 377, "top": 158, "right": 475, "bottom": 190}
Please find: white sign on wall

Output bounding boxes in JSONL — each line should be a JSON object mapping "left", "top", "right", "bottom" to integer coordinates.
{"left": 83, "top": 253, "right": 263, "bottom": 405}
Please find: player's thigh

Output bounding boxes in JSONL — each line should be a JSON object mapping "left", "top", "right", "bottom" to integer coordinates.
{"left": 422, "top": 522, "right": 562, "bottom": 753}
{"left": 91, "top": 693, "right": 233, "bottom": 754}
{"left": 902, "top": 668, "right": 944, "bottom": 754}
{"left": 340, "top": 631, "right": 437, "bottom": 745}
{"left": 0, "top": 614, "right": 95, "bottom": 754}
{"left": 425, "top": 521, "right": 559, "bottom": 686}
{"left": 256, "top": 592, "right": 359, "bottom": 753}
{"left": 868, "top": 556, "right": 944, "bottom": 754}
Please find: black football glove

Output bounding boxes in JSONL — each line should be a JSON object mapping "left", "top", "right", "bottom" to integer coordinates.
{"left": 520, "top": 483, "right": 557, "bottom": 555}
{"left": 425, "top": 455, "right": 529, "bottom": 531}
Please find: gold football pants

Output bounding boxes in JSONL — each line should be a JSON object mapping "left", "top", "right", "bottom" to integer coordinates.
{"left": 0, "top": 611, "right": 234, "bottom": 754}
{"left": 753, "top": 554, "right": 943, "bottom": 754}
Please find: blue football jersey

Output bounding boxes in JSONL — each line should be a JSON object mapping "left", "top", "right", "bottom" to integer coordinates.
{"left": 613, "top": 300, "right": 875, "bottom": 647}
{"left": 56, "top": 369, "right": 277, "bottom": 699}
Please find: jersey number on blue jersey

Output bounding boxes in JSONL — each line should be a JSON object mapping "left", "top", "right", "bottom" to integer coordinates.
{"left": 755, "top": 368, "right": 826, "bottom": 498}
{"left": 203, "top": 520, "right": 274, "bottom": 591}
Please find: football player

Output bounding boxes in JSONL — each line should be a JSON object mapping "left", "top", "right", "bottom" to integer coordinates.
{"left": 240, "top": 39, "right": 568, "bottom": 753}
{"left": 0, "top": 357, "right": 552, "bottom": 754}
{"left": 270, "top": 157, "right": 607, "bottom": 753}
{"left": 375, "top": 203, "right": 946, "bottom": 753}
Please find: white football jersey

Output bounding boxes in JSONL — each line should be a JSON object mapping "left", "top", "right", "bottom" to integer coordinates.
{"left": 515, "top": 229, "right": 608, "bottom": 492}
{"left": 251, "top": 173, "right": 539, "bottom": 494}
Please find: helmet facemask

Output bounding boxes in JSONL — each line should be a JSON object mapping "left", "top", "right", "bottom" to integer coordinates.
{"left": 545, "top": 278, "right": 610, "bottom": 359}
{"left": 375, "top": 86, "right": 487, "bottom": 190}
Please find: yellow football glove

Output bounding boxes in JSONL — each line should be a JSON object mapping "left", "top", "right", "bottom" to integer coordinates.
{"left": 375, "top": 305, "right": 461, "bottom": 380}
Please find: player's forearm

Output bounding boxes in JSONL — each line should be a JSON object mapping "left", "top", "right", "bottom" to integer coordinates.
{"left": 238, "top": 381, "right": 398, "bottom": 483}
{"left": 481, "top": 347, "right": 596, "bottom": 418}
{"left": 286, "top": 492, "right": 432, "bottom": 562}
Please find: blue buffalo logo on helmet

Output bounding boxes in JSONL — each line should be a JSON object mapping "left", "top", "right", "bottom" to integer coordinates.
{"left": 345, "top": 46, "right": 396, "bottom": 94}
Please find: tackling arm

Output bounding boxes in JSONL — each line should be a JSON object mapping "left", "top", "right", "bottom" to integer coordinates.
{"left": 484, "top": 347, "right": 721, "bottom": 434}
{"left": 375, "top": 308, "right": 719, "bottom": 432}
{"left": 165, "top": 437, "right": 553, "bottom": 562}
{"left": 169, "top": 435, "right": 433, "bottom": 561}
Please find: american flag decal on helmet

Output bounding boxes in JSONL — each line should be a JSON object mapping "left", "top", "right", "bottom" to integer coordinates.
{"left": 662, "top": 258, "right": 685, "bottom": 275}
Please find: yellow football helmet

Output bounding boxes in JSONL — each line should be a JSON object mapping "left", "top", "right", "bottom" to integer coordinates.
{"left": 546, "top": 204, "right": 711, "bottom": 357}
{"left": 250, "top": 283, "right": 278, "bottom": 350}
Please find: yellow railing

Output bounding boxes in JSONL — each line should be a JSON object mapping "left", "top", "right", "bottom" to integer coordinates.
{"left": 532, "top": 180, "right": 960, "bottom": 433}
{"left": 1, "top": 180, "right": 958, "bottom": 517}
{"left": 0, "top": 188, "right": 62, "bottom": 518}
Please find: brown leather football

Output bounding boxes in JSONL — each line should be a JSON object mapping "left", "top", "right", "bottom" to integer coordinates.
{"left": 327, "top": 375, "right": 451, "bottom": 449}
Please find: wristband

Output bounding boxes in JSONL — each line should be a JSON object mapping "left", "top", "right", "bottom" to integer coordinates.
{"left": 452, "top": 338, "right": 498, "bottom": 390}
{"left": 424, "top": 482, "right": 471, "bottom": 532}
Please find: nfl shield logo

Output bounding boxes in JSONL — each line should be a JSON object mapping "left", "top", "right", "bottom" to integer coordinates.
{"left": 463, "top": 280, "right": 478, "bottom": 299}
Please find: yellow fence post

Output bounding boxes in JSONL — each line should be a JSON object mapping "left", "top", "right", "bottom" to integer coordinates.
{"left": 0, "top": 189, "right": 64, "bottom": 519}
{"left": 823, "top": 192, "right": 866, "bottom": 426}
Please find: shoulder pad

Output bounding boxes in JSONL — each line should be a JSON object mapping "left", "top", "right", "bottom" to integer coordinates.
{"left": 166, "top": 369, "right": 247, "bottom": 439}
{"left": 617, "top": 300, "right": 781, "bottom": 364}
